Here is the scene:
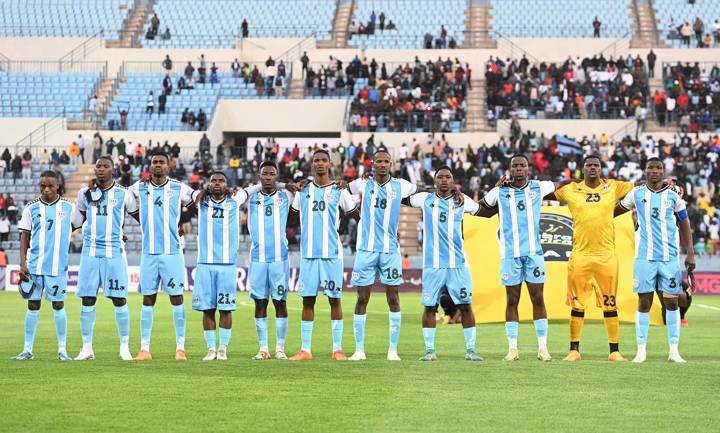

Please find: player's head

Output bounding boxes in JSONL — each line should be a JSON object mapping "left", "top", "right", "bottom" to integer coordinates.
{"left": 311, "top": 150, "right": 331, "bottom": 175}
{"left": 373, "top": 150, "right": 392, "bottom": 177}
{"left": 434, "top": 166, "right": 454, "bottom": 193}
{"left": 645, "top": 157, "right": 665, "bottom": 184}
{"left": 582, "top": 154, "right": 602, "bottom": 181}
{"left": 150, "top": 151, "right": 170, "bottom": 178}
{"left": 259, "top": 161, "right": 278, "bottom": 190}
{"left": 509, "top": 154, "right": 530, "bottom": 182}
{"left": 39, "top": 170, "right": 60, "bottom": 201}
{"left": 207, "top": 171, "right": 228, "bottom": 198}
{"left": 94, "top": 156, "right": 114, "bottom": 183}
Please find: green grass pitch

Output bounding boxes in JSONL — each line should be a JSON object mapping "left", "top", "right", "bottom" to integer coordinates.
{"left": 1, "top": 292, "right": 719, "bottom": 433}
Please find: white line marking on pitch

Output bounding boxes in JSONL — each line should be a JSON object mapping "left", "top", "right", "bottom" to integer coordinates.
{"left": 696, "top": 303, "right": 720, "bottom": 312}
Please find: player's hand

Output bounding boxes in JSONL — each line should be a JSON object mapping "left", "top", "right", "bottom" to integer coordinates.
{"left": 496, "top": 175, "right": 510, "bottom": 187}
{"left": 122, "top": 235, "right": 128, "bottom": 243}
{"left": 453, "top": 187, "right": 465, "bottom": 206}
{"left": 668, "top": 182, "right": 684, "bottom": 198}
{"left": 296, "top": 179, "right": 309, "bottom": 190}
{"left": 362, "top": 171, "right": 372, "bottom": 180}
{"left": 19, "top": 264, "right": 29, "bottom": 282}
{"left": 87, "top": 179, "right": 97, "bottom": 190}
{"left": 336, "top": 180, "right": 348, "bottom": 190}
{"left": 285, "top": 182, "right": 299, "bottom": 193}
{"left": 685, "top": 258, "right": 696, "bottom": 293}
{"left": 178, "top": 225, "right": 185, "bottom": 237}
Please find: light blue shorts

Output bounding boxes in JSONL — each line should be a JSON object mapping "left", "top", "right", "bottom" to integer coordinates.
{"left": 500, "top": 255, "right": 546, "bottom": 286}
{"left": 26, "top": 274, "right": 67, "bottom": 302}
{"left": 248, "top": 260, "right": 290, "bottom": 301}
{"left": 633, "top": 258, "right": 683, "bottom": 295}
{"left": 351, "top": 250, "right": 403, "bottom": 286}
{"left": 139, "top": 253, "right": 186, "bottom": 296}
{"left": 422, "top": 266, "right": 473, "bottom": 307}
{"left": 77, "top": 255, "right": 129, "bottom": 299}
{"left": 298, "top": 258, "right": 343, "bottom": 299}
{"left": 192, "top": 263, "right": 237, "bottom": 311}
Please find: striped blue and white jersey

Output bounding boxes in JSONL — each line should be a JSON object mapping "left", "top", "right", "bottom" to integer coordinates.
{"left": 129, "top": 178, "right": 194, "bottom": 255}
{"left": 72, "top": 182, "right": 137, "bottom": 258}
{"left": 482, "top": 180, "right": 556, "bottom": 259}
{"left": 249, "top": 189, "right": 293, "bottom": 263}
{"left": 619, "top": 184, "right": 687, "bottom": 261}
{"left": 291, "top": 182, "right": 357, "bottom": 259}
{"left": 410, "top": 192, "right": 479, "bottom": 269}
{"left": 349, "top": 177, "right": 416, "bottom": 253}
{"left": 18, "top": 196, "right": 75, "bottom": 276}
{"left": 196, "top": 188, "right": 251, "bottom": 265}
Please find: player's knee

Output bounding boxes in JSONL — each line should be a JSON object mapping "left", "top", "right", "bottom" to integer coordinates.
{"left": 386, "top": 292, "right": 400, "bottom": 309}
{"left": 111, "top": 297, "right": 127, "bottom": 307}
{"left": 356, "top": 290, "right": 370, "bottom": 307}
{"left": 663, "top": 296, "right": 679, "bottom": 311}
{"left": 302, "top": 296, "right": 316, "bottom": 309}
{"left": 169, "top": 294, "right": 183, "bottom": 306}
{"left": 27, "top": 300, "right": 41, "bottom": 311}
{"left": 142, "top": 294, "right": 157, "bottom": 306}
{"left": 273, "top": 300, "right": 288, "bottom": 317}
{"left": 52, "top": 301, "right": 64, "bottom": 310}
{"left": 529, "top": 291, "right": 545, "bottom": 306}
{"left": 637, "top": 294, "right": 653, "bottom": 312}
{"left": 424, "top": 305, "right": 438, "bottom": 315}
{"left": 81, "top": 296, "right": 97, "bottom": 307}
{"left": 506, "top": 293, "right": 520, "bottom": 308}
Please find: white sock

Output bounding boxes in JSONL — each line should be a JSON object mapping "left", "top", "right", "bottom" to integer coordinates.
{"left": 669, "top": 343, "right": 679, "bottom": 355}
{"left": 637, "top": 343, "right": 646, "bottom": 353}
{"left": 83, "top": 343, "right": 93, "bottom": 351}
{"left": 537, "top": 336, "right": 547, "bottom": 351}
{"left": 176, "top": 342, "right": 185, "bottom": 351}
{"left": 509, "top": 338, "right": 518, "bottom": 351}
{"left": 140, "top": 344, "right": 150, "bottom": 352}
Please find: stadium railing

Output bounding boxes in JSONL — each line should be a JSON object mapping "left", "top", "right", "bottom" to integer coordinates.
{"left": 58, "top": 30, "right": 106, "bottom": 66}
{"left": 0, "top": 25, "right": 106, "bottom": 38}
{"left": 345, "top": 110, "right": 467, "bottom": 133}
{"left": 13, "top": 111, "right": 67, "bottom": 158}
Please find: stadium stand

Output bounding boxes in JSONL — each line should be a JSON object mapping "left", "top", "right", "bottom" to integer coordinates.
{"left": 0, "top": 0, "right": 130, "bottom": 39}
{"left": 0, "top": 71, "right": 102, "bottom": 119}
{"left": 142, "top": 0, "right": 336, "bottom": 48}
{"left": 106, "top": 61, "right": 289, "bottom": 131}
{"left": 660, "top": 61, "right": 720, "bottom": 132}
{"left": 653, "top": 0, "right": 720, "bottom": 48}
{"left": 349, "top": 0, "right": 466, "bottom": 49}
{"left": 485, "top": 55, "right": 650, "bottom": 121}
{"left": 489, "top": 0, "right": 633, "bottom": 38}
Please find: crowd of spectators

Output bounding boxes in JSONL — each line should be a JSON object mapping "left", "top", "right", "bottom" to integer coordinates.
{"left": 658, "top": 61, "right": 720, "bottom": 132}
{"left": 667, "top": 16, "right": 720, "bottom": 48}
{"left": 320, "top": 56, "right": 471, "bottom": 132}
{"left": 486, "top": 54, "right": 650, "bottom": 122}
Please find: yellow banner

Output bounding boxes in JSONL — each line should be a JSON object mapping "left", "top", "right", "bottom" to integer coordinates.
{"left": 465, "top": 206, "right": 662, "bottom": 324}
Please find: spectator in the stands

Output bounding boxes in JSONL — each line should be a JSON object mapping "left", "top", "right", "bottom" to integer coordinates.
{"left": 210, "top": 63, "right": 219, "bottom": 87}
{"left": 386, "top": 20, "right": 396, "bottom": 31}
{"left": 241, "top": 18, "right": 249, "bottom": 38}
{"left": 199, "top": 134, "right": 211, "bottom": 155}
{"left": 162, "top": 54, "right": 172, "bottom": 73}
{"left": 1, "top": 149, "right": 10, "bottom": 177}
{"left": 231, "top": 58, "right": 240, "bottom": 78}
{"left": 21, "top": 149, "right": 31, "bottom": 180}
{"left": 92, "top": 132, "right": 103, "bottom": 161}
{"left": 184, "top": 61, "right": 194, "bottom": 79}
{"left": 146, "top": 91, "right": 155, "bottom": 117}
{"left": 681, "top": 22, "right": 692, "bottom": 47}
{"left": 693, "top": 17, "right": 704, "bottom": 44}
{"left": 69, "top": 141, "right": 80, "bottom": 165}
{"left": 0, "top": 215, "right": 9, "bottom": 246}
{"left": 105, "top": 137, "right": 116, "bottom": 156}
{"left": 88, "top": 94, "right": 98, "bottom": 123}
{"left": 162, "top": 73, "right": 172, "bottom": 95}
{"left": 150, "top": 13, "right": 160, "bottom": 37}
{"left": 378, "top": 11, "right": 385, "bottom": 32}
{"left": 198, "top": 54, "right": 207, "bottom": 83}
{"left": 162, "top": 27, "right": 171, "bottom": 40}
{"left": 181, "top": 108, "right": 190, "bottom": 130}
{"left": 158, "top": 91, "right": 167, "bottom": 115}
{"left": 78, "top": 134, "right": 86, "bottom": 163}
{"left": 593, "top": 17, "right": 601, "bottom": 38}
{"left": 647, "top": 50, "right": 656, "bottom": 78}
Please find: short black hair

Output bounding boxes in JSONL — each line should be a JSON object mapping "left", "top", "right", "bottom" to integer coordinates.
{"left": 510, "top": 154, "right": 529, "bottom": 164}
{"left": 312, "top": 149, "right": 330, "bottom": 159}
{"left": 209, "top": 171, "right": 228, "bottom": 180}
{"left": 151, "top": 150, "right": 170, "bottom": 161}
{"left": 582, "top": 154, "right": 602, "bottom": 166}
{"left": 260, "top": 161, "right": 278, "bottom": 171}
{"left": 375, "top": 149, "right": 392, "bottom": 159}
{"left": 434, "top": 166, "right": 453, "bottom": 179}
{"left": 40, "top": 170, "right": 58, "bottom": 179}
{"left": 646, "top": 157, "right": 663, "bottom": 165}
{"left": 96, "top": 155, "right": 114, "bottom": 165}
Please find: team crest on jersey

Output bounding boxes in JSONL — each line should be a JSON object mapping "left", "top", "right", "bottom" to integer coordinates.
{"left": 501, "top": 273, "right": 509, "bottom": 281}
{"left": 603, "top": 184, "right": 611, "bottom": 191}
{"left": 193, "top": 297, "right": 200, "bottom": 305}
{"left": 538, "top": 213, "right": 574, "bottom": 262}
{"left": 56, "top": 211, "right": 66, "bottom": 220}
{"left": 351, "top": 272, "right": 360, "bottom": 282}
{"left": 389, "top": 190, "right": 397, "bottom": 199}
{"left": 633, "top": 279, "right": 640, "bottom": 289}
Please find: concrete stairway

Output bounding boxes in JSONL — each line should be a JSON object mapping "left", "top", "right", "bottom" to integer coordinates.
{"left": 63, "top": 163, "right": 96, "bottom": 201}
{"left": 317, "top": 0, "right": 353, "bottom": 48}
{"left": 464, "top": 1, "right": 496, "bottom": 48}
{"left": 466, "top": 79, "right": 494, "bottom": 132}
{"left": 630, "top": 0, "right": 665, "bottom": 48}
{"left": 106, "top": 1, "right": 154, "bottom": 48}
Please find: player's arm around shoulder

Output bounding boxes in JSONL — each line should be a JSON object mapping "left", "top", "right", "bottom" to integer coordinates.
{"left": 614, "top": 188, "right": 636, "bottom": 217}
{"left": 475, "top": 187, "right": 499, "bottom": 218}
{"left": 405, "top": 191, "right": 430, "bottom": 208}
